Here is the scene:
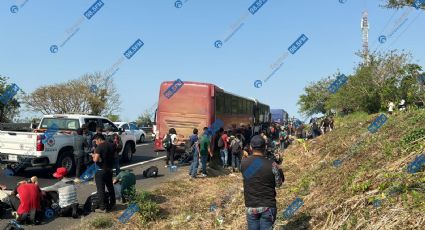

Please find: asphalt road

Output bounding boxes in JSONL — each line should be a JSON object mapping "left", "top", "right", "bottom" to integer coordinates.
{"left": 0, "top": 142, "right": 163, "bottom": 188}
{"left": 0, "top": 142, "right": 172, "bottom": 230}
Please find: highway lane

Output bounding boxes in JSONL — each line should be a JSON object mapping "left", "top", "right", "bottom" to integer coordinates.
{"left": 0, "top": 142, "right": 164, "bottom": 190}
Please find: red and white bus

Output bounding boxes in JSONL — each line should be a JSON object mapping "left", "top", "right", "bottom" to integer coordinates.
{"left": 153, "top": 81, "right": 270, "bottom": 151}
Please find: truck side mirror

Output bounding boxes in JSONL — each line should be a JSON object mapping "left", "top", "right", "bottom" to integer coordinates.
{"left": 118, "top": 128, "right": 124, "bottom": 135}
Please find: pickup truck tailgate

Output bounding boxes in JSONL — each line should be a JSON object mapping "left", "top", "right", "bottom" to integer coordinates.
{"left": 0, "top": 131, "right": 37, "bottom": 155}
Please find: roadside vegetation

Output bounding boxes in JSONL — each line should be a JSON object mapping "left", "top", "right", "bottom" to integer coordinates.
{"left": 107, "top": 110, "right": 424, "bottom": 229}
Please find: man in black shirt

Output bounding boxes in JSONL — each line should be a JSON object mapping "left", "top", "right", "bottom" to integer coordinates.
{"left": 241, "top": 135, "right": 284, "bottom": 230}
{"left": 93, "top": 133, "right": 116, "bottom": 212}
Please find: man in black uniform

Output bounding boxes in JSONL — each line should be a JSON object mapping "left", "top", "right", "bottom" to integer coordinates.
{"left": 241, "top": 135, "right": 284, "bottom": 230}
{"left": 92, "top": 133, "right": 116, "bottom": 212}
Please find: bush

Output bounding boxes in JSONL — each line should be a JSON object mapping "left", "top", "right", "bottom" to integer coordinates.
{"left": 127, "top": 190, "right": 160, "bottom": 224}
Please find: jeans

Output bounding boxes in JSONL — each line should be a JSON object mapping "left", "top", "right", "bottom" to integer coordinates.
{"left": 201, "top": 155, "right": 208, "bottom": 175}
{"left": 246, "top": 207, "right": 277, "bottom": 230}
{"left": 114, "top": 158, "right": 120, "bottom": 175}
{"left": 220, "top": 149, "right": 228, "bottom": 167}
{"left": 189, "top": 151, "right": 199, "bottom": 177}
{"left": 94, "top": 169, "right": 115, "bottom": 210}
{"left": 232, "top": 153, "right": 241, "bottom": 171}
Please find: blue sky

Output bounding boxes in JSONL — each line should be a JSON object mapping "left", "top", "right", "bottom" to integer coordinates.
{"left": 1, "top": 0, "right": 425, "bottom": 122}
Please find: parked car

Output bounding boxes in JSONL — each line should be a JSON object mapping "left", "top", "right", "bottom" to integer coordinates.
{"left": 0, "top": 114, "right": 137, "bottom": 175}
{"left": 114, "top": 122, "right": 147, "bottom": 143}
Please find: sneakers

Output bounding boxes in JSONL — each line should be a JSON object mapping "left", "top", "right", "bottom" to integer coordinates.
{"left": 200, "top": 174, "right": 207, "bottom": 178}
{"left": 74, "top": 178, "right": 81, "bottom": 183}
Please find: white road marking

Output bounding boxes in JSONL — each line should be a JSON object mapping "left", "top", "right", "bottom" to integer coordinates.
{"left": 136, "top": 143, "right": 150, "bottom": 147}
{"left": 121, "top": 156, "right": 166, "bottom": 169}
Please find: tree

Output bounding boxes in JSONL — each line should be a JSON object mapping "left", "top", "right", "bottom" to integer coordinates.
{"left": 299, "top": 50, "right": 423, "bottom": 116}
{"left": 106, "top": 114, "right": 120, "bottom": 122}
{"left": 25, "top": 72, "right": 121, "bottom": 116}
{"left": 0, "top": 76, "right": 21, "bottom": 122}
{"left": 136, "top": 110, "right": 153, "bottom": 127}
{"left": 385, "top": 0, "right": 424, "bottom": 9}
{"left": 297, "top": 76, "right": 334, "bottom": 117}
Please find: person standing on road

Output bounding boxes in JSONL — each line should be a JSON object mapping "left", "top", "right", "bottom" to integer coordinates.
{"left": 199, "top": 129, "right": 212, "bottom": 177}
{"left": 105, "top": 127, "right": 123, "bottom": 176}
{"left": 188, "top": 128, "right": 200, "bottom": 178}
{"left": 42, "top": 167, "right": 79, "bottom": 218}
{"left": 92, "top": 133, "right": 116, "bottom": 212}
{"left": 74, "top": 128, "right": 86, "bottom": 180}
{"left": 218, "top": 129, "right": 229, "bottom": 168}
{"left": 241, "top": 135, "right": 284, "bottom": 230}
{"left": 165, "top": 128, "right": 178, "bottom": 167}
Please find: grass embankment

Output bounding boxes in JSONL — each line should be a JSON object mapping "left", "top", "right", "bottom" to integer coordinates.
{"left": 86, "top": 110, "right": 425, "bottom": 229}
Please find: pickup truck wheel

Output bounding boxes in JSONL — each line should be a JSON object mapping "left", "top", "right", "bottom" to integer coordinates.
{"left": 57, "top": 151, "right": 75, "bottom": 175}
{"left": 121, "top": 144, "right": 132, "bottom": 163}
{"left": 139, "top": 135, "right": 145, "bottom": 143}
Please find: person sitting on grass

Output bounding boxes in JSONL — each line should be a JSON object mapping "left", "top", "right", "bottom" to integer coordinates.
{"left": 113, "top": 169, "right": 136, "bottom": 203}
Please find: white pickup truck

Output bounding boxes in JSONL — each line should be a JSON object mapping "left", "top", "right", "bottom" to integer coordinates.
{"left": 0, "top": 114, "right": 137, "bottom": 175}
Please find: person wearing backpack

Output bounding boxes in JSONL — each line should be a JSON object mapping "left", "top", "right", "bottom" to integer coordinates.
{"left": 188, "top": 128, "right": 200, "bottom": 178}
{"left": 218, "top": 128, "right": 229, "bottom": 168}
{"left": 230, "top": 134, "right": 243, "bottom": 172}
{"left": 164, "top": 128, "right": 178, "bottom": 167}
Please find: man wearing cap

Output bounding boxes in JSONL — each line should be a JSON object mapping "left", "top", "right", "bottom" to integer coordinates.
{"left": 42, "top": 167, "right": 79, "bottom": 218}
{"left": 240, "top": 135, "right": 284, "bottom": 230}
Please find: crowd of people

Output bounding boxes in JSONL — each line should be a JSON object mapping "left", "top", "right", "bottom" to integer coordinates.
{"left": 0, "top": 126, "right": 135, "bottom": 227}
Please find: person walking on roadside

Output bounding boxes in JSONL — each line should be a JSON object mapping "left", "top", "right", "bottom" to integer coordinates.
{"left": 218, "top": 128, "right": 229, "bottom": 168}
{"left": 92, "top": 133, "right": 116, "bottom": 212}
{"left": 278, "top": 128, "right": 287, "bottom": 151}
{"left": 188, "top": 128, "right": 200, "bottom": 178}
{"left": 199, "top": 129, "right": 212, "bottom": 177}
{"left": 241, "top": 135, "right": 284, "bottom": 230}
{"left": 230, "top": 134, "right": 243, "bottom": 172}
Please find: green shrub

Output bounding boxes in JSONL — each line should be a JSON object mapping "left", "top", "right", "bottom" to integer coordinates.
{"left": 127, "top": 190, "right": 160, "bottom": 224}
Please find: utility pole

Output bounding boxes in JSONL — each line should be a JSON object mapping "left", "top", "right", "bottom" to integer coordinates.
{"left": 361, "top": 11, "right": 370, "bottom": 65}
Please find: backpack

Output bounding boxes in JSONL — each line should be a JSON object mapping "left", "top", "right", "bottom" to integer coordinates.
{"left": 162, "top": 134, "right": 172, "bottom": 149}
{"left": 143, "top": 166, "right": 158, "bottom": 178}
{"left": 231, "top": 139, "right": 241, "bottom": 154}
{"left": 217, "top": 136, "right": 224, "bottom": 148}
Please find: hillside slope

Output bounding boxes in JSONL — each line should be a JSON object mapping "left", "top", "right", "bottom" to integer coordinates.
{"left": 118, "top": 110, "right": 425, "bottom": 230}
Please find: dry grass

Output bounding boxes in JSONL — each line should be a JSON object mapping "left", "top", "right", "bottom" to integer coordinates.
{"left": 75, "top": 110, "right": 425, "bottom": 229}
